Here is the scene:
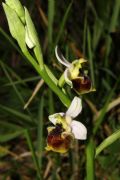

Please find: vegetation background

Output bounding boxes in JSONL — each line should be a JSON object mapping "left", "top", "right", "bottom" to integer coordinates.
{"left": 0, "top": 0, "right": 120, "bottom": 179}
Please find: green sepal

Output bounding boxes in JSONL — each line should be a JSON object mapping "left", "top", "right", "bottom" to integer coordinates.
{"left": 58, "top": 73, "right": 65, "bottom": 87}
{"left": 24, "top": 7, "right": 44, "bottom": 69}
{"left": 24, "top": 7, "right": 38, "bottom": 46}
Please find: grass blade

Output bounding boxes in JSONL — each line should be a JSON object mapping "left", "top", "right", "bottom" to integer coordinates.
{"left": 55, "top": 1, "right": 73, "bottom": 46}
{"left": 3, "top": 76, "right": 40, "bottom": 87}
{"left": 87, "top": 26, "right": 95, "bottom": 86}
{"left": 96, "top": 129, "right": 120, "bottom": 157}
{"left": 48, "top": 0, "right": 55, "bottom": 46}
{"left": 93, "top": 77, "right": 120, "bottom": 135}
{"left": 37, "top": 95, "right": 44, "bottom": 170}
{"left": 0, "top": 121, "right": 23, "bottom": 142}
{"left": 0, "top": 104, "right": 33, "bottom": 123}
{"left": 24, "top": 129, "right": 41, "bottom": 179}
{"left": 104, "top": 0, "right": 120, "bottom": 67}
{"left": 0, "top": 27, "right": 24, "bottom": 57}
{"left": 0, "top": 60, "right": 34, "bottom": 121}
{"left": 48, "top": 89, "right": 55, "bottom": 114}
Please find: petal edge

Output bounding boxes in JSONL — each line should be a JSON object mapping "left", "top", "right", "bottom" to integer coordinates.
{"left": 71, "top": 120, "right": 87, "bottom": 140}
{"left": 55, "top": 46, "right": 71, "bottom": 67}
{"left": 66, "top": 97, "right": 82, "bottom": 118}
{"left": 49, "top": 113, "right": 65, "bottom": 125}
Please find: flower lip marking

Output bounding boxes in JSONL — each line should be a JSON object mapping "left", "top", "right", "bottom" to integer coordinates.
{"left": 46, "top": 97, "right": 87, "bottom": 153}
{"left": 55, "top": 46, "right": 96, "bottom": 94}
{"left": 72, "top": 75, "right": 92, "bottom": 94}
{"left": 46, "top": 124, "right": 73, "bottom": 153}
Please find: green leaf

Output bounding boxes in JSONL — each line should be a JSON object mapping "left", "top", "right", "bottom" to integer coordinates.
{"left": 96, "top": 129, "right": 120, "bottom": 157}
{"left": 0, "top": 104, "right": 33, "bottom": 123}
{"left": 93, "top": 78, "right": 120, "bottom": 134}
{"left": 0, "top": 121, "right": 23, "bottom": 142}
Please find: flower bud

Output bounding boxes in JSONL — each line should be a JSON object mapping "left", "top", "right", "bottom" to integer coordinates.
{"left": 24, "top": 7, "right": 37, "bottom": 48}
{"left": 5, "top": 0, "right": 25, "bottom": 23}
{"left": 2, "top": 3, "right": 26, "bottom": 51}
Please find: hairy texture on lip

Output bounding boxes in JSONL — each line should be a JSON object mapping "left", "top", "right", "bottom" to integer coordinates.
{"left": 47, "top": 124, "right": 73, "bottom": 153}
{"left": 72, "top": 76, "right": 91, "bottom": 93}
{"left": 48, "top": 124, "right": 63, "bottom": 137}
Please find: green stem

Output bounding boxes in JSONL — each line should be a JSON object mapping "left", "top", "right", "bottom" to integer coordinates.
{"left": 1, "top": 27, "right": 70, "bottom": 108}
{"left": 40, "top": 69, "right": 70, "bottom": 107}
{"left": 24, "top": 50, "right": 71, "bottom": 107}
{"left": 86, "top": 137, "right": 95, "bottom": 180}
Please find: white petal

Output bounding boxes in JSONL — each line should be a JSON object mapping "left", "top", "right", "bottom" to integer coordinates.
{"left": 66, "top": 97, "right": 82, "bottom": 118}
{"left": 64, "top": 69, "right": 73, "bottom": 87}
{"left": 71, "top": 120, "right": 87, "bottom": 140}
{"left": 55, "top": 46, "right": 71, "bottom": 67}
{"left": 49, "top": 113, "right": 64, "bottom": 125}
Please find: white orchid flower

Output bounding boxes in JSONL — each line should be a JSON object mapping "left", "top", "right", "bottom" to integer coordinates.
{"left": 55, "top": 46, "right": 95, "bottom": 94}
{"left": 49, "top": 96, "right": 87, "bottom": 140}
{"left": 46, "top": 97, "right": 87, "bottom": 153}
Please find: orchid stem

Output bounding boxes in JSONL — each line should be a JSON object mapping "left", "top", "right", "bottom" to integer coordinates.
{"left": 86, "top": 137, "right": 95, "bottom": 180}
{"left": 24, "top": 50, "right": 71, "bottom": 107}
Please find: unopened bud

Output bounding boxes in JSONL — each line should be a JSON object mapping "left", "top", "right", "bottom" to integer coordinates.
{"left": 5, "top": 0, "right": 25, "bottom": 23}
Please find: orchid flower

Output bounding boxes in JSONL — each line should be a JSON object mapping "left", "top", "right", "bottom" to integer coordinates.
{"left": 55, "top": 46, "right": 95, "bottom": 94}
{"left": 45, "top": 97, "right": 87, "bottom": 153}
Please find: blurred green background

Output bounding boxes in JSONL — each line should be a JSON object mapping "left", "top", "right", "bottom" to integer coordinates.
{"left": 0, "top": 0, "right": 120, "bottom": 179}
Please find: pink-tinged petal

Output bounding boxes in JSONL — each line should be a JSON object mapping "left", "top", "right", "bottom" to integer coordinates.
{"left": 55, "top": 46, "right": 71, "bottom": 67}
{"left": 71, "top": 120, "right": 87, "bottom": 140}
{"left": 49, "top": 113, "right": 65, "bottom": 125}
{"left": 66, "top": 97, "right": 82, "bottom": 118}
